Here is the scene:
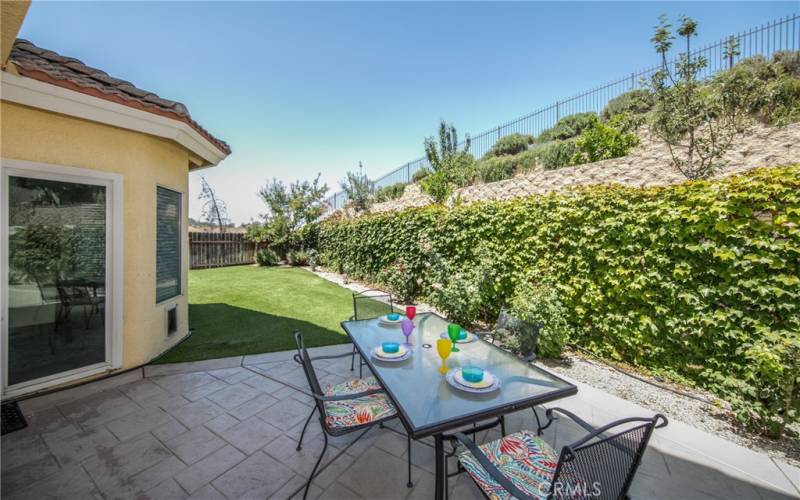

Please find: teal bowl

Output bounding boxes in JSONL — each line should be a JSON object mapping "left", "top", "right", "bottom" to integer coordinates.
{"left": 387, "top": 313, "right": 400, "bottom": 321}
{"left": 382, "top": 342, "right": 400, "bottom": 354}
{"left": 462, "top": 366, "right": 484, "bottom": 383}
{"left": 458, "top": 329, "right": 468, "bottom": 340}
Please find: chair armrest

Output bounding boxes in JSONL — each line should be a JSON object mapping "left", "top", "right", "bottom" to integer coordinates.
{"left": 539, "top": 407, "right": 597, "bottom": 435}
{"left": 292, "top": 351, "right": 354, "bottom": 366}
{"left": 452, "top": 432, "right": 538, "bottom": 500}
{"left": 568, "top": 413, "right": 668, "bottom": 449}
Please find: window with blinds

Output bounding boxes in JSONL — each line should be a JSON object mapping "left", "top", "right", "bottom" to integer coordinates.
{"left": 156, "top": 186, "right": 181, "bottom": 303}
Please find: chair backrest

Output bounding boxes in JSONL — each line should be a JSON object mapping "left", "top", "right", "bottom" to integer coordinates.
{"left": 496, "top": 308, "right": 540, "bottom": 359}
{"left": 293, "top": 332, "right": 327, "bottom": 419}
{"left": 352, "top": 289, "right": 393, "bottom": 320}
{"left": 550, "top": 415, "right": 667, "bottom": 500}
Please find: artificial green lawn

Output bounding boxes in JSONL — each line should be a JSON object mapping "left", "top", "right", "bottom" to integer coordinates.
{"left": 154, "top": 265, "right": 374, "bottom": 364}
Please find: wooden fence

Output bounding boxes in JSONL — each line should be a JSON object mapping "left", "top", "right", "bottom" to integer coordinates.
{"left": 189, "top": 232, "right": 255, "bottom": 269}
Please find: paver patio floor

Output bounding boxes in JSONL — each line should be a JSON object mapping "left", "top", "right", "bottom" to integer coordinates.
{"left": 2, "top": 345, "right": 798, "bottom": 499}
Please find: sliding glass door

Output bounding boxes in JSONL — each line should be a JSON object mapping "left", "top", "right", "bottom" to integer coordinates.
{"left": 3, "top": 164, "right": 114, "bottom": 393}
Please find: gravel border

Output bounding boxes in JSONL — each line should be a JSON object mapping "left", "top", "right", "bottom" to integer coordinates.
{"left": 309, "top": 267, "right": 799, "bottom": 468}
{"left": 545, "top": 351, "right": 800, "bottom": 468}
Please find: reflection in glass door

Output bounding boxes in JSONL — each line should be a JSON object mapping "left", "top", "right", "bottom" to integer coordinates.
{"left": 6, "top": 175, "right": 108, "bottom": 387}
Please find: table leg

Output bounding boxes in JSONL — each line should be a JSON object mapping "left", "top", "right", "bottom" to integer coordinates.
{"left": 434, "top": 433, "right": 445, "bottom": 500}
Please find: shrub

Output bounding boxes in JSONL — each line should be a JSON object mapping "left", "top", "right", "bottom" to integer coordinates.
{"left": 286, "top": 249, "right": 309, "bottom": 266}
{"left": 255, "top": 248, "right": 279, "bottom": 266}
{"left": 537, "top": 112, "right": 599, "bottom": 143}
{"left": 571, "top": 113, "right": 640, "bottom": 164}
{"left": 475, "top": 156, "right": 517, "bottom": 183}
{"left": 485, "top": 134, "right": 535, "bottom": 157}
{"left": 419, "top": 170, "right": 452, "bottom": 203}
{"left": 532, "top": 139, "right": 579, "bottom": 170}
{"left": 602, "top": 89, "right": 655, "bottom": 120}
{"left": 319, "top": 166, "right": 800, "bottom": 434}
{"left": 374, "top": 183, "right": 406, "bottom": 203}
{"left": 504, "top": 279, "right": 572, "bottom": 358}
{"left": 412, "top": 168, "right": 431, "bottom": 183}
{"left": 377, "top": 259, "right": 420, "bottom": 304}
{"left": 773, "top": 50, "right": 800, "bottom": 77}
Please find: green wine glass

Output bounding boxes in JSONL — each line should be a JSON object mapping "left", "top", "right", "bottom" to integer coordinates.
{"left": 447, "top": 323, "right": 461, "bottom": 352}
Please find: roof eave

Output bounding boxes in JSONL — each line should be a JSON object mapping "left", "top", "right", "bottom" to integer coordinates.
{"left": 1, "top": 70, "right": 230, "bottom": 166}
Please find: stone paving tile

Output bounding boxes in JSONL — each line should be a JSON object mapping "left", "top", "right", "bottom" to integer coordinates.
{"left": 139, "top": 391, "right": 192, "bottom": 412}
{"left": 173, "top": 444, "right": 246, "bottom": 494}
{"left": 405, "top": 471, "right": 436, "bottom": 500}
{"left": 227, "top": 393, "right": 279, "bottom": 421}
{"left": 57, "top": 389, "right": 141, "bottom": 428}
{"left": 186, "top": 483, "right": 227, "bottom": 500}
{"left": 320, "top": 481, "right": 362, "bottom": 499}
{"left": 271, "top": 474, "right": 323, "bottom": 499}
{"left": 204, "top": 383, "right": 261, "bottom": 410}
{"left": 211, "top": 451, "right": 294, "bottom": 499}
{"left": 144, "top": 478, "right": 189, "bottom": 500}
{"left": 150, "top": 372, "right": 219, "bottom": 395}
{"left": 105, "top": 406, "right": 175, "bottom": 441}
{"left": 1, "top": 431, "right": 53, "bottom": 470}
{"left": 263, "top": 434, "right": 330, "bottom": 477}
{"left": 206, "top": 367, "right": 254, "bottom": 385}
{"left": 152, "top": 419, "right": 189, "bottom": 442}
{"left": 337, "top": 446, "right": 424, "bottom": 499}
{"left": 110, "top": 456, "right": 187, "bottom": 500}
{"left": 310, "top": 447, "right": 359, "bottom": 490}
{"left": 42, "top": 423, "right": 119, "bottom": 466}
{"left": 256, "top": 397, "right": 313, "bottom": 431}
{"left": 218, "top": 416, "right": 283, "bottom": 455}
{"left": 182, "top": 379, "right": 230, "bottom": 402}
{"left": 241, "top": 372, "right": 286, "bottom": 394}
{"left": 204, "top": 413, "right": 240, "bottom": 434}
{"left": 167, "top": 399, "right": 226, "bottom": 428}
{"left": 81, "top": 434, "right": 177, "bottom": 496}
{"left": 165, "top": 426, "right": 226, "bottom": 465}
{"left": 6, "top": 463, "right": 102, "bottom": 500}
{"left": 0, "top": 454, "right": 61, "bottom": 497}
{"left": 117, "top": 379, "right": 170, "bottom": 403}
{"left": 12, "top": 406, "right": 70, "bottom": 437}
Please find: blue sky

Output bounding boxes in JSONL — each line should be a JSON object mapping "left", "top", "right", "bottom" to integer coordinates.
{"left": 19, "top": 1, "right": 797, "bottom": 223}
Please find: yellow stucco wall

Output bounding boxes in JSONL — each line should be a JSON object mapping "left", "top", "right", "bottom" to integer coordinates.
{"left": 1, "top": 1, "right": 30, "bottom": 68}
{"left": 1, "top": 101, "right": 192, "bottom": 372}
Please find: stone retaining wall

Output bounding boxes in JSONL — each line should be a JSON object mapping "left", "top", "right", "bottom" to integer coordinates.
{"left": 365, "top": 122, "right": 800, "bottom": 214}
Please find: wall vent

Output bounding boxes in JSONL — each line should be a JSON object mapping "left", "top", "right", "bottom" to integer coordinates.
{"left": 166, "top": 304, "right": 178, "bottom": 336}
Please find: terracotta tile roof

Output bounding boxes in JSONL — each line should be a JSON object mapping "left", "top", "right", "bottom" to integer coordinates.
{"left": 8, "top": 39, "right": 231, "bottom": 155}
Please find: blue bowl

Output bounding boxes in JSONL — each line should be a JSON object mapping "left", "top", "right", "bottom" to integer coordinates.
{"left": 462, "top": 366, "right": 484, "bottom": 383}
{"left": 458, "top": 329, "right": 468, "bottom": 340}
{"left": 382, "top": 342, "right": 400, "bottom": 354}
{"left": 387, "top": 313, "right": 400, "bottom": 321}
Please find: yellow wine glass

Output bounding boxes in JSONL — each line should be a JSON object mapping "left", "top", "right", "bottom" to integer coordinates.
{"left": 436, "top": 339, "right": 452, "bottom": 374}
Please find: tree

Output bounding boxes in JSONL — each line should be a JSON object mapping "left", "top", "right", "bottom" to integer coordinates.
{"left": 198, "top": 176, "right": 229, "bottom": 232}
{"left": 420, "top": 120, "right": 475, "bottom": 202}
{"left": 252, "top": 174, "right": 327, "bottom": 258}
{"left": 340, "top": 161, "right": 374, "bottom": 213}
{"left": 649, "top": 15, "right": 749, "bottom": 180}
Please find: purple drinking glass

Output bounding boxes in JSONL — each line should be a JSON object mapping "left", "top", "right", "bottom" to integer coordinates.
{"left": 400, "top": 318, "right": 414, "bottom": 345}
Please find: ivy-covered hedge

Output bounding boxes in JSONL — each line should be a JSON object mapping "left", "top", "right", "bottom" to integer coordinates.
{"left": 319, "top": 166, "right": 800, "bottom": 433}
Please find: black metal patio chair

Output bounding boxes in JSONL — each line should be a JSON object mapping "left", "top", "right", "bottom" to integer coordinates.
{"left": 292, "top": 331, "right": 413, "bottom": 499}
{"left": 349, "top": 289, "right": 394, "bottom": 377}
{"left": 449, "top": 407, "right": 667, "bottom": 500}
{"left": 475, "top": 307, "right": 540, "bottom": 362}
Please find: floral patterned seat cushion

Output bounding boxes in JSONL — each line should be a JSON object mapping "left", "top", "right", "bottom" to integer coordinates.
{"left": 459, "top": 430, "right": 558, "bottom": 500}
{"left": 323, "top": 377, "right": 397, "bottom": 429}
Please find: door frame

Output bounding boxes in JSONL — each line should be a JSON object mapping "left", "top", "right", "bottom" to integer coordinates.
{"left": 0, "top": 158, "right": 124, "bottom": 399}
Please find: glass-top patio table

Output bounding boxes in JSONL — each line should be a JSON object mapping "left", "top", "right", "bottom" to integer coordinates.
{"left": 341, "top": 312, "right": 578, "bottom": 499}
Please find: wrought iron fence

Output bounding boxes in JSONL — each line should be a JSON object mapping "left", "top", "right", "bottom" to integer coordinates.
{"left": 324, "top": 14, "right": 799, "bottom": 212}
